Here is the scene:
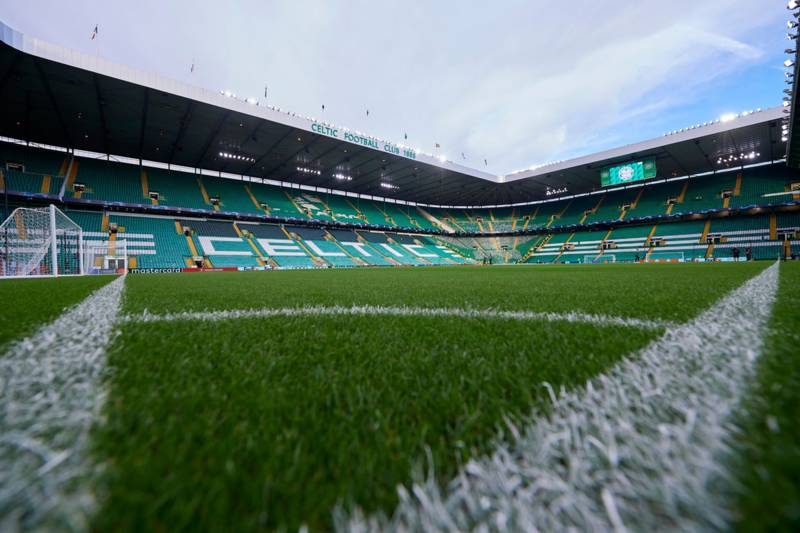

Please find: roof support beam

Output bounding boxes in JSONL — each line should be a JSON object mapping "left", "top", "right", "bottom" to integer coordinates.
{"left": 32, "top": 58, "right": 73, "bottom": 148}
{"left": 168, "top": 101, "right": 193, "bottom": 165}
{"left": 0, "top": 51, "right": 22, "bottom": 97}
{"left": 243, "top": 127, "right": 294, "bottom": 175}
{"left": 319, "top": 148, "right": 364, "bottom": 175}
{"left": 691, "top": 140, "right": 715, "bottom": 174}
{"left": 137, "top": 87, "right": 150, "bottom": 159}
{"left": 92, "top": 73, "right": 110, "bottom": 155}
{"left": 261, "top": 137, "right": 322, "bottom": 177}
{"left": 356, "top": 160, "right": 419, "bottom": 191}
{"left": 220, "top": 119, "right": 266, "bottom": 173}
{"left": 276, "top": 140, "right": 344, "bottom": 183}
{"left": 24, "top": 89, "right": 31, "bottom": 142}
{"left": 194, "top": 110, "right": 230, "bottom": 168}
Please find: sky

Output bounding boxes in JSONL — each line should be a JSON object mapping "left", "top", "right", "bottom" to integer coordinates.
{"left": 0, "top": 0, "right": 789, "bottom": 175}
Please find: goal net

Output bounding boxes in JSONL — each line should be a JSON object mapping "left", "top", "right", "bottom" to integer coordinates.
{"left": 0, "top": 205, "right": 83, "bottom": 277}
{"left": 583, "top": 254, "right": 616, "bottom": 264}
{"left": 647, "top": 251, "right": 685, "bottom": 262}
{"left": 475, "top": 248, "right": 522, "bottom": 264}
{"left": 84, "top": 239, "right": 128, "bottom": 274}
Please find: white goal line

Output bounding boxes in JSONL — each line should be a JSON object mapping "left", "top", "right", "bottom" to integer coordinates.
{"left": 338, "top": 262, "right": 781, "bottom": 531}
{"left": 121, "top": 304, "right": 676, "bottom": 330}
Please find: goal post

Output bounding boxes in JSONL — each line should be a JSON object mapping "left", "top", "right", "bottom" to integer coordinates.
{"left": 0, "top": 204, "right": 84, "bottom": 277}
{"left": 83, "top": 239, "right": 128, "bottom": 274}
{"left": 583, "top": 254, "right": 616, "bottom": 264}
{"left": 647, "top": 250, "right": 685, "bottom": 262}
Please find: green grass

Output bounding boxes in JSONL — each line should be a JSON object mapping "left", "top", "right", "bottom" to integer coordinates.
{"left": 734, "top": 261, "right": 800, "bottom": 531}
{"left": 94, "top": 315, "right": 656, "bottom": 532}
{"left": 91, "top": 262, "right": 773, "bottom": 531}
{"left": 122, "top": 262, "right": 767, "bottom": 322}
{"left": 0, "top": 275, "right": 115, "bottom": 349}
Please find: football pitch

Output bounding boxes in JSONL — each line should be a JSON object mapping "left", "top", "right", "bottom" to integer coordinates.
{"left": 1, "top": 262, "right": 798, "bottom": 531}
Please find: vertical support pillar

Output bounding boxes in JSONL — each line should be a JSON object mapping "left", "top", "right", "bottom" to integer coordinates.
{"left": 49, "top": 204, "right": 58, "bottom": 276}
{"left": 78, "top": 227, "right": 85, "bottom": 275}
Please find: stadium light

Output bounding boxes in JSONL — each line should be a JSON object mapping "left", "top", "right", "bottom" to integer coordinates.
{"left": 791, "top": 20, "right": 800, "bottom": 29}
{"left": 296, "top": 166, "right": 322, "bottom": 176}
{"left": 788, "top": 33, "right": 798, "bottom": 40}
{"left": 789, "top": 0, "right": 800, "bottom": 9}
{"left": 219, "top": 151, "right": 255, "bottom": 163}
{"left": 786, "top": 59, "right": 796, "bottom": 67}
{"left": 720, "top": 113, "right": 737, "bottom": 123}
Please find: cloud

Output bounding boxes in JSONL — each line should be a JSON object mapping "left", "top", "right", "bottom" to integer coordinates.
{"left": 0, "top": 0, "right": 785, "bottom": 174}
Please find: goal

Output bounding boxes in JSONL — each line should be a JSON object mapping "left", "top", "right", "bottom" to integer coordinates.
{"left": 583, "top": 254, "right": 616, "bottom": 264}
{"left": 647, "top": 251, "right": 685, "bottom": 262}
{"left": 83, "top": 238, "right": 128, "bottom": 274}
{"left": 0, "top": 205, "right": 84, "bottom": 277}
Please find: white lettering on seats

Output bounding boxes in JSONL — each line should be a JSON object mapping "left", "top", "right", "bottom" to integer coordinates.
{"left": 340, "top": 242, "right": 372, "bottom": 257}
{"left": 256, "top": 238, "right": 306, "bottom": 256}
{"left": 197, "top": 236, "right": 252, "bottom": 256}
{"left": 306, "top": 241, "right": 345, "bottom": 257}
{"left": 402, "top": 244, "right": 437, "bottom": 257}
{"left": 379, "top": 243, "right": 404, "bottom": 257}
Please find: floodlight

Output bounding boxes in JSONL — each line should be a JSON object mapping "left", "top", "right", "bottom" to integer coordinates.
{"left": 786, "top": 59, "right": 796, "bottom": 67}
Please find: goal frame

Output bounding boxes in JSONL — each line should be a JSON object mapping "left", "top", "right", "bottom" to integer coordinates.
{"left": 646, "top": 250, "right": 685, "bottom": 263}
{"left": 583, "top": 254, "right": 616, "bottom": 264}
{"left": 83, "top": 238, "right": 129, "bottom": 275}
{"left": 0, "top": 204, "right": 85, "bottom": 278}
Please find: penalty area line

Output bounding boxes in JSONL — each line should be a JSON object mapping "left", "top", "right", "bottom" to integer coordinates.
{"left": 120, "top": 304, "right": 676, "bottom": 331}
{"left": 337, "top": 261, "right": 781, "bottom": 532}
{"left": 0, "top": 275, "right": 126, "bottom": 530}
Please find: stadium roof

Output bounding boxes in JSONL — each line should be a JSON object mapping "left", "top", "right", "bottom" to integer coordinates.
{"left": 0, "top": 20, "right": 787, "bottom": 207}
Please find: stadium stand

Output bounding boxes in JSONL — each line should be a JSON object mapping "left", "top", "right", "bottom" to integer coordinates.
{"left": 180, "top": 218, "right": 262, "bottom": 268}
{"left": 353, "top": 200, "right": 392, "bottom": 226}
{"left": 248, "top": 183, "right": 305, "bottom": 219}
{"left": 202, "top": 176, "right": 262, "bottom": 214}
{"left": 70, "top": 158, "right": 143, "bottom": 204}
{"left": 4, "top": 138, "right": 800, "bottom": 268}
{"left": 111, "top": 214, "right": 190, "bottom": 269}
{"left": 287, "top": 226, "right": 356, "bottom": 267}
{"left": 328, "top": 229, "right": 392, "bottom": 266}
{"left": 147, "top": 168, "right": 208, "bottom": 210}
{"left": 247, "top": 223, "right": 317, "bottom": 268}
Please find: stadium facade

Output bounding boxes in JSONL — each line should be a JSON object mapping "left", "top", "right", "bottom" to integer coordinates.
{"left": 1, "top": 19, "right": 799, "bottom": 273}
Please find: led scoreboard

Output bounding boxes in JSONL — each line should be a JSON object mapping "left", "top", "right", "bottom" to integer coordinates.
{"left": 600, "top": 159, "right": 656, "bottom": 187}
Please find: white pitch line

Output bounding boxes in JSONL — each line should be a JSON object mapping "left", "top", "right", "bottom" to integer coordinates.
{"left": 338, "top": 262, "right": 781, "bottom": 532}
{"left": 121, "top": 304, "right": 675, "bottom": 330}
{"left": 0, "top": 275, "right": 126, "bottom": 530}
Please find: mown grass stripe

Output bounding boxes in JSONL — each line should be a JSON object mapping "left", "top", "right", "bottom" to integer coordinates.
{"left": 0, "top": 275, "right": 125, "bottom": 530}
{"left": 121, "top": 305, "right": 676, "bottom": 330}
{"left": 732, "top": 261, "right": 800, "bottom": 530}
{"left": 340, "top": 262, "right": 780, "bottom": 531}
